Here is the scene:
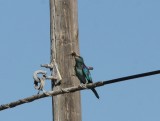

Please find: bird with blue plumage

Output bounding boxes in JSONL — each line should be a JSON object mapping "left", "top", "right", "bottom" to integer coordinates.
{"left": 71, "top": 52, "right": 100, "bottom": 99}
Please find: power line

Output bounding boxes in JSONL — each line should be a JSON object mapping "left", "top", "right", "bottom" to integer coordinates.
{"left": 0, "top": 70, "right": 160, "bottom": 111}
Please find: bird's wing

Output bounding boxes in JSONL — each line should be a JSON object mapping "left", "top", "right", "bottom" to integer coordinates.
{"left": 75, "top": 66, "right": 86, "bottom": 84}
{"left": 82, "top": 64, "right": 92, "bottom": 83}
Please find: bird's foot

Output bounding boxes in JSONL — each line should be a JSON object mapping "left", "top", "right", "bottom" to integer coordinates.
{"left": 80, "top": 84, "right": 87, "bottom": 88}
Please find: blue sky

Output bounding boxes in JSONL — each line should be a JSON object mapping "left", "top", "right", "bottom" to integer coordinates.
{"left": 0, "top": 0, "right": 160, "bottom": 121}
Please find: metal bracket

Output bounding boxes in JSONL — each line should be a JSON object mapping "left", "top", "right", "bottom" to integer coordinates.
{"left": 41, "top": 59, "right": 62, "bottom": 87}
{"left": 41, "top": 59, "right": 62, "bottom": 81}
{"left": 32, "top": 58, "right": 62, "bottom": 95}
{"left": 41, "top": 64, "right": 53, "bottom": 69}
{"left": 88, "top": 66, "right": 94, "bottom": 70}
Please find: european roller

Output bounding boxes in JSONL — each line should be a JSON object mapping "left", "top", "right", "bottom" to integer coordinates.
{"left": 72, "top": 52, "right": 100, "bottom": 99}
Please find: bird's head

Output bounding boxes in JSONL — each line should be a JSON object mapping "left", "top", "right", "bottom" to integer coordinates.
{"left": 71, "top": 51, "right": 84, "bottom": 63}
{"left": 75, "top": 56, "right": 84, "bottom": 63}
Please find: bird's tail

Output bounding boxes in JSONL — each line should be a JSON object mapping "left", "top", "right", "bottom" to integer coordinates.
{"left": 91, "top": 88, "right": 100, "bottom": 99}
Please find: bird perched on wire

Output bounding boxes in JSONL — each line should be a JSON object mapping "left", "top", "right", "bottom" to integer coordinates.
{"left": 71, "top": 52, "right": 100, "bottom": 99}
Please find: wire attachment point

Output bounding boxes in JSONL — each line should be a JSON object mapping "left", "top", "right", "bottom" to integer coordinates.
{"left": 41, "top": 59, "right": 62, "bottom": 86}
{"left": 33, "top": 70, "right": 47, "bottom": 94}
{"left": 41, "top": 64, "right": 53, "bottom": 69}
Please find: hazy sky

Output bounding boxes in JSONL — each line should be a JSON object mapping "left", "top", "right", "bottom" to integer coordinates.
{"left": 0, "top": 0, "right": 160, "bottom": 121}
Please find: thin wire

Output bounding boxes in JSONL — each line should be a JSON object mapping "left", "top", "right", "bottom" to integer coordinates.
{"left": 0, "top": 70, "right": 160, "bottom": 111}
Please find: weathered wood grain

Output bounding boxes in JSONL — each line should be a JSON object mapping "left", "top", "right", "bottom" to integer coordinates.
{"left": 50, "top": 0, "right": 81, "bottom": 121}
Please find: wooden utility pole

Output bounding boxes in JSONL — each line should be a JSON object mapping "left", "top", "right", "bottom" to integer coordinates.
{"left": 50, "top": 0, "right": 81, "bottom": 121}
